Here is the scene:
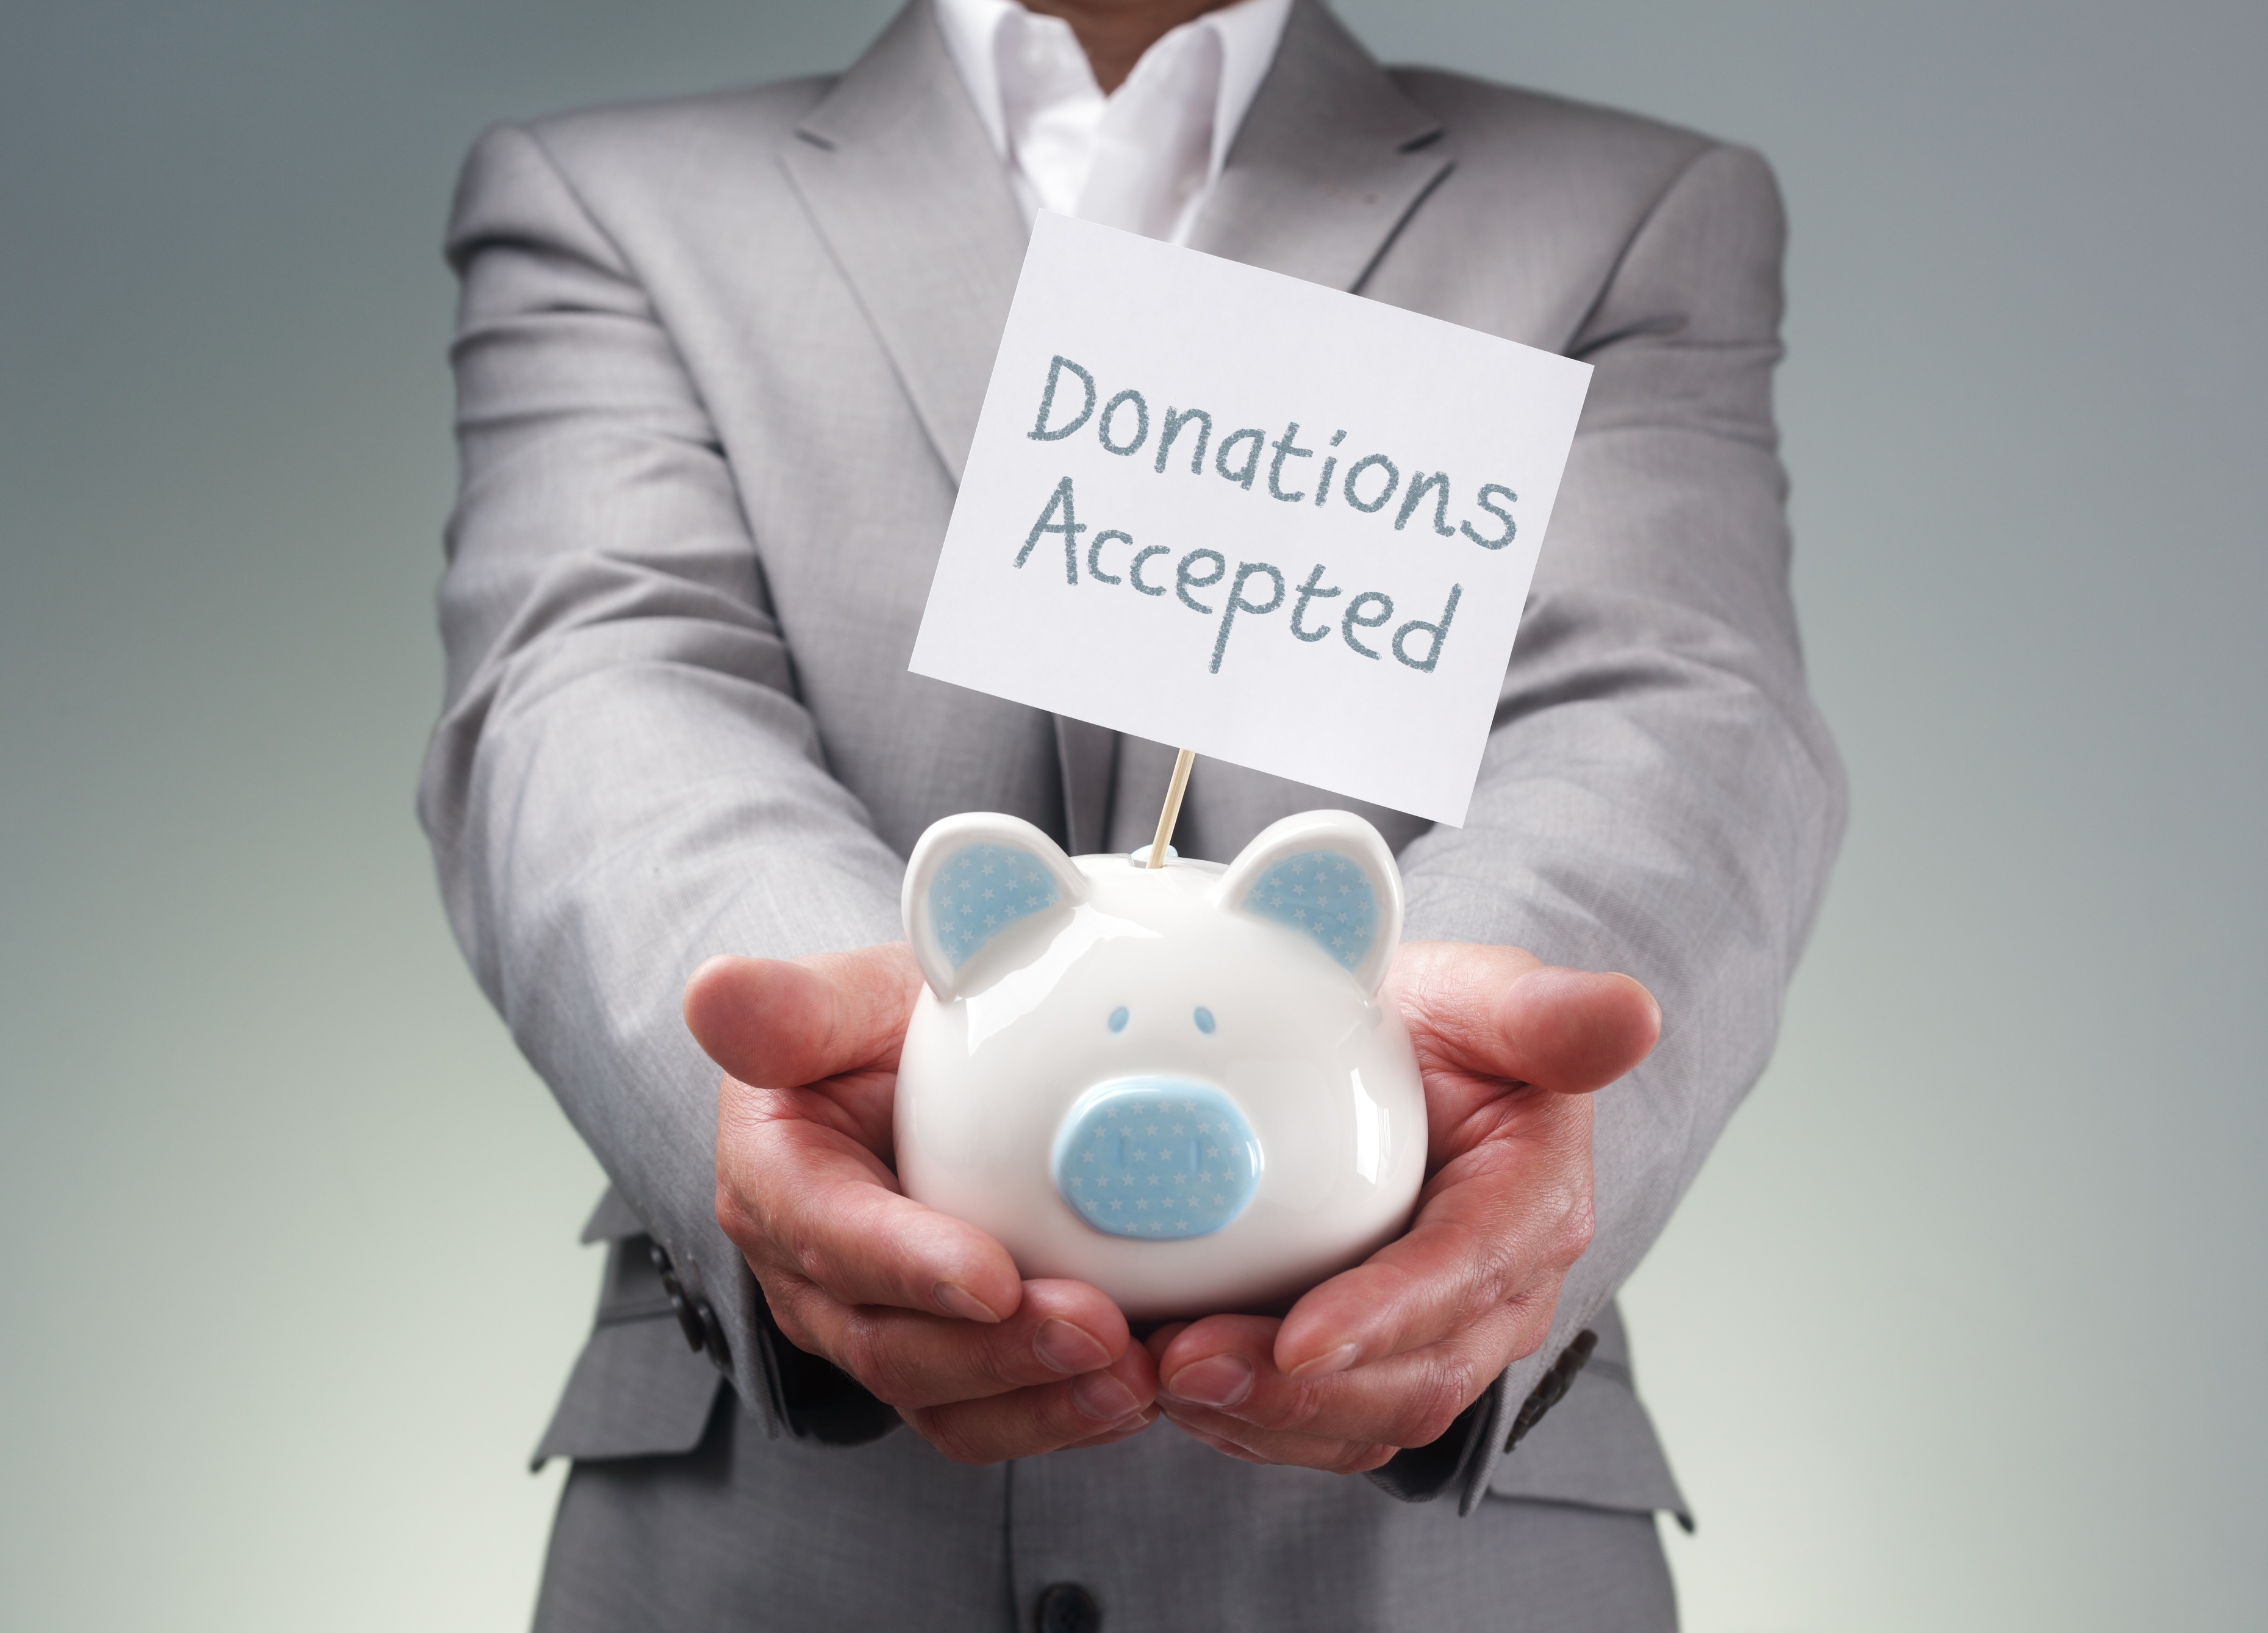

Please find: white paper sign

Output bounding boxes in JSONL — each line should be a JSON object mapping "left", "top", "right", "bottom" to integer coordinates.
{"left": 910, "top": 212, "right": 1591, "bottom": 827}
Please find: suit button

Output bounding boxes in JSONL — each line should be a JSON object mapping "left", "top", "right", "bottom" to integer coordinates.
{"left": 1034, "top": 1582, "right": 1101, "bottom": 1633}
{"left": 648, "top": 1243, "right": 709, "bottom": 1352}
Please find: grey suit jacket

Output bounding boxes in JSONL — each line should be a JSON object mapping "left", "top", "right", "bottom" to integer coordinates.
{"left": 421, "top": 0, "right": 1843, "bottom": 1529}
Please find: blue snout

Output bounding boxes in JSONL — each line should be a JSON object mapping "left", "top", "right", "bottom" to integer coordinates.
{"left": 1051, "top": 1078, "right": 1262, "bottom": 1241}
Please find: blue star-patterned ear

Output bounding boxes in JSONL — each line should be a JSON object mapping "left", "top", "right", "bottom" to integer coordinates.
{"left": 903, "top": 813, "right": 1088, "bottom": 999}
{"left": 1212, "top": 811, "right": 1404, "bottom": 996}
{"left": 1240, "top": 852, "right": 1380, "bottom": 973}
{"left": 928, "top": 844, "right": 1062, "bottom": 967}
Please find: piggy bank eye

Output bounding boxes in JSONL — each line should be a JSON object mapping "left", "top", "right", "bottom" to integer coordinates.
{"left": 1193, "top": 1007, "right": 1216, "bottom": 1034}
{"left": 1107, "top": 1006, "right": 1129, "bottom": 1033}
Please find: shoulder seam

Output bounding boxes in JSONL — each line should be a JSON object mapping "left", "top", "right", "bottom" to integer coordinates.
{"left": 512, "top": 120, "right": 644, "bottom": 286}
{"left": 1562, "top": 138, "right": 1736, "bottom": 354}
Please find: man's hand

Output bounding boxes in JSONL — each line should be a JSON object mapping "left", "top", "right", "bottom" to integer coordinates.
{"left": 1145, "top": 942, "right": 1659, "bottom": 1473}
{"left": 687, "top": 946, "right": 1161, "bottom": 1465}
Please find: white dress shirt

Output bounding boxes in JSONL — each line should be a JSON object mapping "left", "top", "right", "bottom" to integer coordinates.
{"left": 933, "top": 0, "right": 1293, "bottom": 243}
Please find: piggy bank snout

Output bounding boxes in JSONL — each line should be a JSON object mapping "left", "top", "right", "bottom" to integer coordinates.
{"left": 1050, "top": 1075, "right": 1262, "bottom": 1243}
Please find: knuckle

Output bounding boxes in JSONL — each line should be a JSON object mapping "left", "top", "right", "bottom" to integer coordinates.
{"left": 920, "top": 1412, "right": 1005, "bottom": 1468}
{"left": 1499, "top": 1293, "right": 1555, "bottom": 1362}
{"left": 761, "top": 1297, "right": 804, "bottom": 1352}
{"left": 779, "top": 1215, "right": 836, "bottom": 1285}
{"left": 789, "top": 1227, "right": 886, "bottom": 1307}
{"left": 759, "top": 1279, "right": 823, "bottom": 1354}
{"left": 712, "top": 1181, "right": 759, "bottom": 1250}
{"left": 1401, "top": 1399, "right": 1459, "bottom": 1448}
{"left": 1400, "top": 1367, "right": 1477, "bottom": 1447}
{"left": 1475, "top": 1226, "right": 1533, "bottom": 1304}
{"left": 1406, "top": 1401, "right": 1462, "bottom": 1448}
{"left": 1554, "top": 1194, "right": 1597, "bottom": 1265}
{"left": 1339, "top": 1442, "right": 1397, "bottom": 1475}
{"left": 1256, "top": 1384, "right": 1323, "bottom": 1434}
{"left": 975, "top": 1330, "right": 1032, "bottom": 1394}
{"left": 926, "top": 1426, "right": 986, "bottom": 1466}
{"left": 832, "top": 1315, "right": 905, "bottom": 1402}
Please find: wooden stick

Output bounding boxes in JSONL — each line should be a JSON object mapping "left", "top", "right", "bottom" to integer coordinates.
{"left": 1146, "top": 748, "right": 1196, "bottom": 869}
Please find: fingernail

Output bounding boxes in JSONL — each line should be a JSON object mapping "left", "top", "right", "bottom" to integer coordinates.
{"left": 932, "top": 1281, "right": 1002, "bottom": 1323}
{"left": 1034, "top": 1318, "right": 1111, "bottom": 1374}
{"left": 1286, "top": 1343, "right": 1359, "bottom": 1381}
{"left": 1164, "top": 1355, "right": 1253, "bottom": 1409}
{"left": 1071, "top": 1371, "right": 1142, "bottom": 1423}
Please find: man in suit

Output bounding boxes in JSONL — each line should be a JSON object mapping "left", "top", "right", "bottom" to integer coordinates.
{"left": 420, "top": 0, "right": 1844, "bottom": 1626}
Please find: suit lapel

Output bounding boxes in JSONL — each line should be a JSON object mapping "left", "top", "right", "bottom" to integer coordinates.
{"left": 785, "top": 1, "right": 1447, "bottom": 855}
{"left": 1187, "top": 0, "right": 1451, "bottom": 292}
{"left": 781, "top": 1, "right": 1028, "bottom": 484}
{"left": 781, "top": 0, "right": 1448, "bottom": 475}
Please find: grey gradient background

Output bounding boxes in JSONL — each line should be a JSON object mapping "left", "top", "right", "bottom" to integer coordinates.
{"left": 2, "top": 1, "right": 2262, "bottom": 1627}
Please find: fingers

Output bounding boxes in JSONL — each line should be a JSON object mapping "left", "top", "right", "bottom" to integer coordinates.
{"left": 905, "top": 1344, "right": 1161, "bottom": 1465}
{"left": 1172, "top": 1419, "right": 1397, "bottom": 1474}
{"left": 1061, "top": 1407, "right": 1167, "bottom": 1452}
{"left": 1264, "top": 1090, "right": 1592, "bottom": 1377}
{"left": 1150, "top": 1304, "right": 1542, "bottom": 1465}
{"left": 685, "top": 944, "right": 923, "bottom": 1090}
{"left": 1137, "top": 997, "right": 1598, "bottom": 1476}
{"left": 1389, "top": 942, "right": 1660, "bottom": 1097}
{"left": 690, "top": 941, "right": 1165, "bottom": 1468}
{"left": 720, "top": 1107, "right": 1026, "bottom": 1323}
{"left": 762, "top": 1272, "right": 1160, "bottom": 1465}
{"left": 1496, "top": 966, "right": 1661, "bottom": 1094}
{"left": 764, "top": 1276, "right": 1136, "bottom": 1413}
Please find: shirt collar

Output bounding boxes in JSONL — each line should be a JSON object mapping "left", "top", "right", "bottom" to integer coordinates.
{"left": 933, "top": 0, "right": 1292, "bottom": 192}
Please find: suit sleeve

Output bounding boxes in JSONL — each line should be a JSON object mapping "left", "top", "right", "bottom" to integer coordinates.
{"left": 419, "top": 123, "right": 907, "bottom": 1433}
{"left": 1392, "top": 142, "right": 1847, "bottom": 1512}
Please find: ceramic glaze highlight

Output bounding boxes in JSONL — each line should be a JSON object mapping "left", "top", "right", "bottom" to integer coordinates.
{"left": 895, "top": 809, "right": 1426, "bottom": 1319}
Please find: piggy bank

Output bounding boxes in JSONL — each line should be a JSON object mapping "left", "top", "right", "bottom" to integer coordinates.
{"left": 894, "top": 808, "right": 1427, "bottom": 1319}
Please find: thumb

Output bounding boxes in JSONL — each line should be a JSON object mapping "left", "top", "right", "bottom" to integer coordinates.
{"left": 1495, "top": 966, "right": 1661, "bottom": 1094}
{"left": 683, "top": 944, "right": 923, "bottom": 1089}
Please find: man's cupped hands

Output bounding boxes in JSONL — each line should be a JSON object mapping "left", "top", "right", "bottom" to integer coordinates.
{"left": 685, "top": 939, "right": 1657, "bottom": 1471}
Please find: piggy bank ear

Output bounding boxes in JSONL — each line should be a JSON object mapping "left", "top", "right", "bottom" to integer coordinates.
{"left": 903, "top": 813, "right": 1089, "bottom": 999}
{"left": 1211, "top": 811, "right": 1404, "bottom": 996}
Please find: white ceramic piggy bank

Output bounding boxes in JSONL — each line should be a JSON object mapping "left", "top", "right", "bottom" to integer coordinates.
{"left": 894, "top": 808, "right": 1426, "bottom": 1320}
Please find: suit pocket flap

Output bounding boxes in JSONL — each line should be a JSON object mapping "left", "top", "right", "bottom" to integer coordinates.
{"left": 579, "top": 1185, "right": 648, "bottom": 1244}
{"left": 531, "top": 1310, "right": 723, "bottom": 1469}
{"left": 1486, "top": 1362, "right": 1692, "bottom": 1527}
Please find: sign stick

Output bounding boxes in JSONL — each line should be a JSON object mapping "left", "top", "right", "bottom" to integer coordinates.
{"left": 1146, "top": 748, "right": 1196, "bottom": 869}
